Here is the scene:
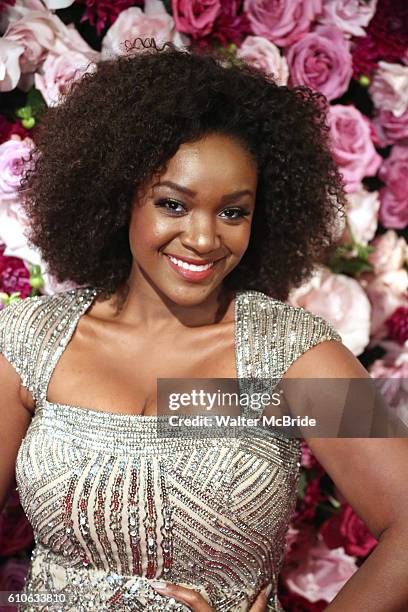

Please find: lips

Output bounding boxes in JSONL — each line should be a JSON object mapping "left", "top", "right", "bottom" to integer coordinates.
{"left": 164, "top": 253, "right": 217, "bottom": 265}
{"left": 164, "top": 253, "right": 219, "bottom": 282}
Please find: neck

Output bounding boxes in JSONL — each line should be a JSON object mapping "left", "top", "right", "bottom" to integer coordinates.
{"left": 104, "top": 269, "right": 235, "bottom": 330}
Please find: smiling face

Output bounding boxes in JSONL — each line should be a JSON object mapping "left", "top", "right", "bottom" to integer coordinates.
{"left": 127, "top": 132, "right": 258, "bottom": 307}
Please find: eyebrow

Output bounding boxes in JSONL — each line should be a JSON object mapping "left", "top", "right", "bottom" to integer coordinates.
{"left": 154, "top": 180, "right": 254, "bottom": 203}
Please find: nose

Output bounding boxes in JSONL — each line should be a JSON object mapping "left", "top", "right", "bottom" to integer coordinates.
{"left": 180, "top": 211, "right": 222, "bottom": 254}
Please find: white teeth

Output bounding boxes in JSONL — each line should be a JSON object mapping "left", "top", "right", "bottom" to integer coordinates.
{"left": 167, "top": 255, "right": 214, "bottom": 272}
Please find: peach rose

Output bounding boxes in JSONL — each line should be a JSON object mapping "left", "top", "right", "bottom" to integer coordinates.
{"left": 368, "top": 230, "right": 408, "bottom": 275}
{"left": 0, "top": 0, "right": 45, "bottom": 34}
{"left": 101, "top": 0, "right": 189, "bottom": 60}
{"left": 288, "top": 266, "right": 371, "bottom": 356}
{"left": 345, "top": 184, "right": 380, "bottom": 245}
{"left": 34, "top": 50, "right": 98, "bottom": 107}
{"left": 317, "top": 0, "right": 378, "bottom": 38}
{"left": 369, "top": 61, "right": 408, "bottom": 118}
{"left": 360, "top": 270, "right": 408, "bottom": 339}
{"left": 236, "top": 36, "right": 288, "bottom": 85}
{"left": 3, "top": 9, "right": 99, "bottom": 92}
{"left": 0, "top": 37, "right": 24, "bottom": 92}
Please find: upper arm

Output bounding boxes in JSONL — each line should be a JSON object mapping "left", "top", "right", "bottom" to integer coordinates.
{"left": 285, "top": 339, "right": 408, "bottom": 541}
{"left": 0, "top": 352, "right": 32, "bottom": 513}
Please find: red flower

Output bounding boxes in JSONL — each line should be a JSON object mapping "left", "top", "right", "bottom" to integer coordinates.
{"left": 352, "top": 0, "right": 408, "bottom": 80}
{"left": 0, "top": 0, "right": 15, "bottom": 16}
{"left": 320, "top": 504, "right": 377, "bottom": 557}
{"left": 76, "top": 0, "right": 144, "bottom": 36}
{"left": 0, "top": 116, "right": 30, "bottom": 145}
{"left": 385, "top": 306, "right": 408, "bottom": 345}
{"left": 294, "top": 476, "right": 328, "bottom": 522}
{"left": 279, "top": 587, "right": 327, "bottom": 612}
{"left": 0, "top": 489, "right": 33, "bottom": 558}
{"left": 0, "top": 244, "right": 31, "bottom": 299}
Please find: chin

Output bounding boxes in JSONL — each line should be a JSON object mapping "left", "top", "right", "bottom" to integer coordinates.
{"left": 165, "top": 284, "right": 218, "bottom": 305}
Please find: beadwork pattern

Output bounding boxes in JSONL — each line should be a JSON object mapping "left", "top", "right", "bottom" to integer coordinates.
{"left": 0, "top": 286, "right": 342, "bottom": 611}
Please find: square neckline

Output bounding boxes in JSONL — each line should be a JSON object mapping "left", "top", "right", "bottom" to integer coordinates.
{"left": 41, "top": 286, "right": 242, "bottom": 421}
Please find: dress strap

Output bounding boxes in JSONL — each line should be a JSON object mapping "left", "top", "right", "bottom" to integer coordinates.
{"left": 0, "top": 286, "right": 99, "bottom": 407}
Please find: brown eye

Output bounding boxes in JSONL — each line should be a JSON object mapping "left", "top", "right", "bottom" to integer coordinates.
{"left": 154, "top": 198, "right": 185, "bottom": 214}
{"left": 219, "top": 208, "right": 250, "bottom": 220}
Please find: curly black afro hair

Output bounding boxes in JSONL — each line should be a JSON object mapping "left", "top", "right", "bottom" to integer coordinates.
{"left": 19, "top": 37, "right": 346, "bottom": 304}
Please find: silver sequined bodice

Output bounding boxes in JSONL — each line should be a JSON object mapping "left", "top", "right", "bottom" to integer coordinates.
{"left": 0, "top": 286, "right": 342, "bottom": 611}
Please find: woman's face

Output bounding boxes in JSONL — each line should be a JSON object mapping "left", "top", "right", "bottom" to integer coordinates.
{"left": 128, "top": 132, "right": 257, "bottom": 306}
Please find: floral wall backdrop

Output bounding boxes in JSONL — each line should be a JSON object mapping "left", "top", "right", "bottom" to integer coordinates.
{"left": 0, "top": 1, "right": 407, "bottom": 610}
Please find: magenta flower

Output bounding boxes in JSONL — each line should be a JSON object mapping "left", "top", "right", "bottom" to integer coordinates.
{"left": 385, "top": 306, "right": 408, "bottom": 345}
{"left": 76, "top": 0, "right": 144, "bottom": 36}
{"left": 0, "top": 243, "right": 31, "bottom": 299}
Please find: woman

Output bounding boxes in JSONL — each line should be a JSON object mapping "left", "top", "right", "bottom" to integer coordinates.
{"left": 0, "top": 39, "right": 407, "bottom": 611}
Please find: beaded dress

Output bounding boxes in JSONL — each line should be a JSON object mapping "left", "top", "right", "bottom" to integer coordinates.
{"left": 0, "top": 286, "right": 342, "bottom": 611}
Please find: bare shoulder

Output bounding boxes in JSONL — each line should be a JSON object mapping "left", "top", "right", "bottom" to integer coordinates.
{"left": 284, "top": 336, "right": 370, "bottom": 379}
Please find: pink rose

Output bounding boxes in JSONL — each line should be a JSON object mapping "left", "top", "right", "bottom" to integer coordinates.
{"left": 321, "top": 504, "right": 377, "bottom": 557}
{"left": 236, "top": 36, "right": 288, "bottom": 85}
{"left": 286, "top": 25, "right": 353, "bottom": 101}
{"left": 0, "top": 135, "right": 33, "bottom": 202}
{"left": 243, "top": 0, "right": 322, "bottom": 47}
{"left": 369, "top": 61, "right": 408, "bottom": 118}
{"left": 368, "top": 230, "right": 408, "bottom": 275}
{"left": 317, "top": 0, "right": 378, "bottom": 38}
{"left": 102, "top": 0, "right": 188, "bottom": 60}
{"left": 172, "top": 0, "right": 221, "bottom": 38}
{"left": 0, "top": 37, "right": 24, "bottom": 92}
{"left": 288, "top": 266, "right": 371, "bottom": 356}
{"left": 360, "top": 269, "right": 408, "bottom": 338}
{"left": 34, "top": 50, "right": 98, "bottom": 107}
{"left": 378, "top": 145, "right": 408, "bottom": 229}
{"left": 345, "top": 184, "right": 380, "bottom": 245}
{"left": 372, "top": 107, "right": 408, "bottom": 147}
{"left": 283, "top": 537, "right": 357, "bottom": 603}
{"left": 328, "top": 104, "right": 382, "bottom": 192}
{"left": 369, "top": 341, "right": 408, "bottom": 426}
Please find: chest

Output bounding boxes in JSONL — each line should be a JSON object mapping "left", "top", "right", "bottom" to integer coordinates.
{"left": 44, "top": 323, "right": 237, "bottom": 415}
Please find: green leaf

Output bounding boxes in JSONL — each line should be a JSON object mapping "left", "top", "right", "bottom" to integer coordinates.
{"left": 26, "top": 87, "right": 47, "bottom": 115}
{"left": 15, "top": 106, "right": 32, "bottom": 120}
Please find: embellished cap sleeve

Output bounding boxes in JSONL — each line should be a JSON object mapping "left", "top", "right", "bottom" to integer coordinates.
{"left": 0, "top": 296, "right": 48, "bottom": 403}
{"left": 271, "top": 300, "right": 342, "bottom": 382}
{"left": 236, "top": 290, "right": 342, "bottom": 385}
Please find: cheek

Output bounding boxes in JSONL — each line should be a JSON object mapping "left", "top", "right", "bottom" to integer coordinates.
{"left": 129, "top": 210, "right": 175, "bottom": 253}
{"left": 226, "top": 224, "right": 252, "bottom": 256}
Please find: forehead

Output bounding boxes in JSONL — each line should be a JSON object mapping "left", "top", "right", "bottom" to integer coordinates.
{"left": 159, "top": 133, "right": 257, "bottom": 190}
